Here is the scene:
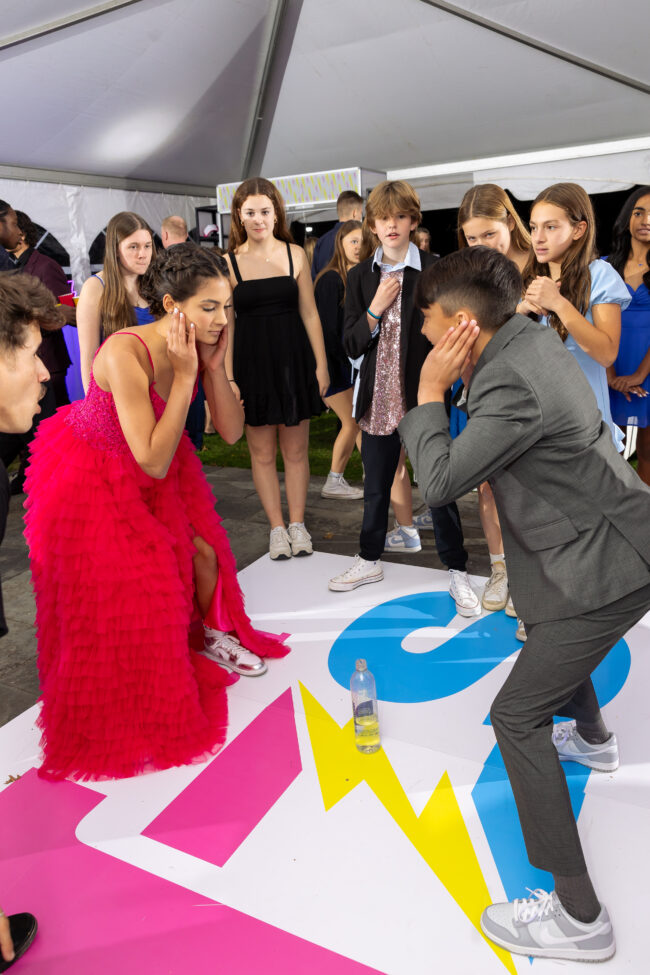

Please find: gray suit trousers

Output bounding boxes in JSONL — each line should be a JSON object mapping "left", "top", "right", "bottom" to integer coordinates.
{"left": 490, "top": 582, "right": 650, "bottom": 876}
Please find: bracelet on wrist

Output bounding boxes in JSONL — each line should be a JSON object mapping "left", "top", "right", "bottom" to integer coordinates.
{"left": 367, "top": 307, "right": 381, "bottom": 321}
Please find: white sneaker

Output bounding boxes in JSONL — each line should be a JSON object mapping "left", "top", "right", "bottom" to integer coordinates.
{"left": 505, "top": 594, "right": 517, "bottom": 617}
{"left": 288, "top": 522, "right": 313, "bottom": 556}
{"left": 516, "top": 618, "right": 527, "bottom": 641}
{"left": 384, "top": 524, "right": 422, "bottom": 552}
{"left": 481, "top": 888, "right": 615, "bottom": 962}
{"left": 320, "top": 473, "right": 364, "bottom": 500}
{"left": 449, "top": 569, "right": 481, "bottom": 617}
{"left": 329, "top": 555, "right": 384, "bottom": 592}
{"left": 482, "top": 561, "right": 508, "bottom": 611}
{"left": 269, "top": 526, "right": 291, "bottom": 560}
{"left": 552, "top": 722, "right": 619, "bottom": 772}
{"left": 202, "top": 629, "right": 267, "bottom": 676}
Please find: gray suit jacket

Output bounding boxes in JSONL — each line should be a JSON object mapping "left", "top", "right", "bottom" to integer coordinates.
{"left": 399, "top": 313, "right": 650, "bottom": 624}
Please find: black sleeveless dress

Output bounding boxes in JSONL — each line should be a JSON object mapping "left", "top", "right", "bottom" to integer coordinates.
{"left": 231, "top": 242, "right": 323, "bottom": 427}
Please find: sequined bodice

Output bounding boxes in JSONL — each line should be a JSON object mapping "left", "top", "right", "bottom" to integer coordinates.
{"left": 359, "top": 267, "right": 406, "bottom": 436}
{"left": 64, "top": 373, "right": 164, "bottom": 456}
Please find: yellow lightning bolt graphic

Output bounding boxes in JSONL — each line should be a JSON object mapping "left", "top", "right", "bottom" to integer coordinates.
{"left": 300, "top": 683, "right": 516, "bottom": 974}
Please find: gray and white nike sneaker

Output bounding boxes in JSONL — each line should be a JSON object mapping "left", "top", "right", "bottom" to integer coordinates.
{"left": 481, "top": 888, "right": 615, "bottom": 962}
{"left": 552, "top": 721, "right": 619, "bottom": 772}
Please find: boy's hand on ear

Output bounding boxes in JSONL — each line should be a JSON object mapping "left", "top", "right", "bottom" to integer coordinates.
{"left": 417, "top": 319, "right": 479, "bottom": 405}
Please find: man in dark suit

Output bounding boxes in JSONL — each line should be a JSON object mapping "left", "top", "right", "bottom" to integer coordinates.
{"left": 399, "top": 245, "right": 650, "bottom": 962}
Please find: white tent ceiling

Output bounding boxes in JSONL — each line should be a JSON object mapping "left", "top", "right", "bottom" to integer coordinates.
{"left": 1, "top": 0, "right": 649, "bottom": 198}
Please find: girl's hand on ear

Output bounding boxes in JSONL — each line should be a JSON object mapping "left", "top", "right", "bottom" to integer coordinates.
{"left": 525, "top": 276, "right": 562, "bottom": 314}
{"left": 197, "top": 324, "right": 228, "bottom": 373}
{"left": 167, "top": 309, "right": 198, "bottom": 381}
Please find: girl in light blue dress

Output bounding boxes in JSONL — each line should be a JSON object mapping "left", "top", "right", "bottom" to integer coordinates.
{"left": 522, "top": 182, "right": 630, "bottom": 451}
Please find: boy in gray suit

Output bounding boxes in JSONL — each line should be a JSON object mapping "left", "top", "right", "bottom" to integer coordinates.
{"left": 399, "top": 246, "right": 650, "bottom": 963}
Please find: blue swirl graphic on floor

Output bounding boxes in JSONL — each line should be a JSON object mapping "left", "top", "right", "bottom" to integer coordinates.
{"left": 328, "top": 590, "right": 631, "bottom": 903}
{"left": 328, "top": 591, "right": 520, "bottom": 703}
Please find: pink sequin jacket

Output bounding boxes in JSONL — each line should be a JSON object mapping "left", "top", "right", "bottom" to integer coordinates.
{"left": 343, "top": 249, "right": 439, "bottom": 423}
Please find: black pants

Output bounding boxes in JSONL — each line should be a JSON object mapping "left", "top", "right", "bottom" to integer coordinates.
{"left": 490, "top": 581, "right": 650, "bottom": 876}
{"left": 359, "top": 430, "right": 468, "bottom": 567}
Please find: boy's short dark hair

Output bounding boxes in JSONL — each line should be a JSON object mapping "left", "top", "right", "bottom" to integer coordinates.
{"left": 0, "top": 271, "right": 64, "bottom": 353}
{"left": 336, "top": 190, "right": 363, "bottom": 218}
{"left": 416, "top": 246, "right": 522, "bottom": 329}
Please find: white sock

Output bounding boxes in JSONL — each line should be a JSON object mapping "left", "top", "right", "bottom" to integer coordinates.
{"left": 288, "top": 521, "right": 305, "bottom": 529}
{"left": 489, "top": 552, "right": 506, "bottom": 565}
{"left": 397, "top": 522, "right": 417, "bottom": 534}
{"left": 329, "top": 471, "right": 343, "bottom": 479}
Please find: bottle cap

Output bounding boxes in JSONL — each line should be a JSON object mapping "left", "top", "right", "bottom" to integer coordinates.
{"left": 355, "top": 659, "right": 367, "bottom": 671}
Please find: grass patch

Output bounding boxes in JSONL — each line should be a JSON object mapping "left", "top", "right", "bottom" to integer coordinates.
{"left": 200, "top": 411, "right": 364, "bottom": 481}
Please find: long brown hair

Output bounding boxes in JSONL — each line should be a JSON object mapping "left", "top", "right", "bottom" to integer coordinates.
{"left": 314, "top": 220, "right": 362, "bottom": 301}
{"left": 523, "top": 183, "right": 597, "bottom": 341}
{"left": 228, "top": 178, "right": 293, "bottom": 251}
{"left": 101, "top": 211, "right": 155, "bottom": 337}
{"left": 457, "top": 184, "right": 530, "bottom": 253}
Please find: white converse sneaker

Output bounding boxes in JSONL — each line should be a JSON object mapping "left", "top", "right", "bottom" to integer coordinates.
{"left": 516, "top": 618, "right": 527, "bottom": 641}
{"left": 482, "top": 561, "right": 508, "bottom": 611}
{"left": 202, "top": 629, "right": 267, "bottom": 676}
{"left": 481, "top": 888, "right": 615, "bottom": 962}
{"left": 269, "top": 526, "right": 291, "bottom": 560}
{"left": 320, "top": 473, "right": 364, "bottom": 500}
{"left": 288, "top": 522, "right": 313, "bottom": 556}
{"left": 505, "top": 594, "right": 517, "bottom": 617}
{"left": 448, "top": 569, "right": 481, "bottom": 617}
{"left": 552, "top": 722, "right": 619, "bottom": 772}
{"left": 328, "top": 555, "right": 384, "bottom": 592}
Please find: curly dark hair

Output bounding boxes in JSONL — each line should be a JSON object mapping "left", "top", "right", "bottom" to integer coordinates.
{"left": 607, "top": 185, "right": 650, "bottom": 290}
{"left": 139, "top": 242, "right": 229, "bottom": 318}
{"left": 0, "top": 271, "right": 65, "bottom": 352}
{"left": 14, "top": 210, "right": 40, "bottom": 249}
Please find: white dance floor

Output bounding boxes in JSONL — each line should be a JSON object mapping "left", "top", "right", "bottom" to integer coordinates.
{"left": 1, "top": 552, "right": 648, "bottom": 973}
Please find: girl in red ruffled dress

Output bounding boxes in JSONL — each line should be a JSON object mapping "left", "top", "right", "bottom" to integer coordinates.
{"left": 25, "top": 244, "right": 289, "bottom": 781}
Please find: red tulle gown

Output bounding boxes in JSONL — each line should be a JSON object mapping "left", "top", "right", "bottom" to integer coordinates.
{"left": 24, "top": 332, "right": 289, "bottom": 782}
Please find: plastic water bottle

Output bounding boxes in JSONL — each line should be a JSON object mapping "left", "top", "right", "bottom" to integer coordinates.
{"left": 350, "top": 659, "right": 381, "bottom": 754}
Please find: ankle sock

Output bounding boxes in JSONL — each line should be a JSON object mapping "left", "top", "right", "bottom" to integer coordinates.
{"left": 576, "top": 713, "right": 611, "bottom": 745}
{"left": 489, "top": 552, "right": 505, "bottom": 565}
{"left": 396, "top": 523, "right": 417, "bottom": 533}
{"left": 554, "top": 872, "right": 601, "bottom": 924}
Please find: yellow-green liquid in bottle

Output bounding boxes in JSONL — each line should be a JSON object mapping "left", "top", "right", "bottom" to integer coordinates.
{"left": 354, "top": 713, "right": 381, "bottom": 754}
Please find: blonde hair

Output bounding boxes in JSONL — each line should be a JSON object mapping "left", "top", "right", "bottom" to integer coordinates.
{"left": 457, "top": 184, "right": 530, "bottom": 252}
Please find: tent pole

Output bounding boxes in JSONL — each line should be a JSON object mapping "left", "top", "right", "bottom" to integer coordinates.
{"left": 0, "top": 1, "right": 148, "bottom": 53}
{"left": 418, "top": 0, "right": 650, "bottom": 96}
{"left": 240, "top": 0, "right": 304, "bottom": 179}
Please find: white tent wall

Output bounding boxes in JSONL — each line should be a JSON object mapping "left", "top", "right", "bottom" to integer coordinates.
{"left": 0, "top": 177, "right": 215, "bottom": 289}
{"left": 398, "top": 146, "right": 650, "bottom": 213}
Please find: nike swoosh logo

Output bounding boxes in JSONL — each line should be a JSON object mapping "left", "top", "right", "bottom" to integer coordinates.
{"left": 534, "top": 921, "right": 611, "bottom": 946}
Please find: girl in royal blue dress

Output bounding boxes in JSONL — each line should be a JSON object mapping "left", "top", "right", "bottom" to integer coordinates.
{"left": 606, "top": 186, "right": 650, "bottom": 486}
{"left": 523, "top": 183, "right": 630, "bottom": 451}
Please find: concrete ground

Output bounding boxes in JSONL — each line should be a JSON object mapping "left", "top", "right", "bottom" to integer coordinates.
{"left": 0, "top": 468, "right": 490, "bottom": 727}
